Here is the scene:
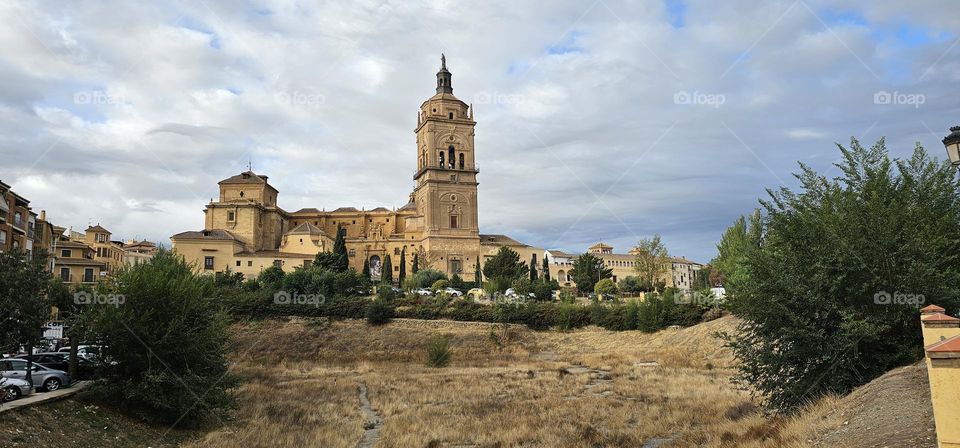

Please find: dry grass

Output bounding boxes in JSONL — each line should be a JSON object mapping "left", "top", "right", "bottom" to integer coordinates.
{"left": 183, "top": 315, "right": 911, "bottom": 447}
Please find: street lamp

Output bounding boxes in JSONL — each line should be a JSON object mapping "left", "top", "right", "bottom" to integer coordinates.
{"left": 943, "top": 125, "right": 960, "bottom": 166}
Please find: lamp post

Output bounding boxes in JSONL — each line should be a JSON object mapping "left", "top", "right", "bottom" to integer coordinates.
{"left": 943, "top": 125, "right": 960, "bottom": 166}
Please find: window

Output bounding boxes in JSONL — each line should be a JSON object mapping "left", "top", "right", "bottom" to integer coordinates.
{"left": 459, "top": 153, "right": 464, "bottom": 169}
{"left": 303, "top": 260, "right": 312, "bottom": 268}
{"left": 83, "top": 268, "right": 94, "bottom": 283}
{"left": 204, "top": 256, "right": 215, "bottom": 270}
{"left": 348, "top": 249, "right": 356, "bottom": 257}
{"left": 61, "top": 249, "right": 71, "bottom": 258}
{"left": 394, "top": 248, "right": 401, "bottom": 255}
{"left": 0, "top": 230, "right": 5, "bottom": 244}
{"left": 438, "top": 151, "right": 445, "bottom": 168}
{"left": 236, "top": 260, "right": 241, "bottom": 267}
{"left": 450, "top": 215, "right": 458, "bottom": 229}
{"left": 273, "top": 260, "right": 282, "bottom": 267}
{"left": 247, "top": 260, "right": 253, "bottom": 267}
{"left": 227, "top": 211, "right": 235, "bottom": 221}
{"left": 12, "top": 240, "right": 19, "bottom": 250}
{"left": 448, "top": 112, "right": 453, "bottom": 119}
{"left": 60, "top": 267, "right": 70, "bottom": 282}
{"left": 14, "top": 212, "right": 22, "bottom": 226}
{"left": 448, "top": 146, "right": 455, "bottom": 168}
{"left": 239, "top": 191, "right": 245, "bottom": 198}
{"left": 450, "top": 259, "right": 462, "bottom": 274}
{"left": 96, "top": 233, "right": 106, "bottom": 243}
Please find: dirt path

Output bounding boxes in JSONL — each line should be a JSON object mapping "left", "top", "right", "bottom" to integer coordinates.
{"left": 357, "top": 382, "right": 383, "bottom": 448}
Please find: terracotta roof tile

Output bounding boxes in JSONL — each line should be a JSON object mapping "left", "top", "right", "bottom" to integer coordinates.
{"left": 921, "top": 304, "right": 946, "bottom": 313}
{"left": 926, "top": 335, "right": 960, "bottom": 353}
{"left": 922, "top": 313, "right": 960, "bottom": 323}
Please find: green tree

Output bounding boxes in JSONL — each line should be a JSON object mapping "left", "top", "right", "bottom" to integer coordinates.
{"left": 594, "top": 278, "right": 618, "bottom": 298}
{"left": 712, "top": 210, "right": 762, "bottom": 291}
{"left": 381, "top": 254, "right": 393, "bottom": 285}
{"left": 412, "top": 253, "right": 419, "bottom": 274}
{"left": 569, "top": 252, "right": 612, "bottom": 295}
{"left": 482, "top": 247, "right": 528, "bottom": 292}
{"left": 724, "top": 138, "right": 960, "bottom": 413}
{"left": 474, "top": 256, "right": 482, "bottom": 288}
{"left": 0, "top": 249, "right": 51, "bottom": 386}
{"left": 542, "top": 254, "right": 550, "bottom": 281}
{"left": 529, "top": 254, "right": 538, "bottom": 282}
{"left": 258, "top": 265, "right": 285, "bottom": 287}
{"left": 91, "top": 250, "right": 235, "bottom": 424}
{"left": 618, "top": 275, "right": 645, "bottom": 296}
{"left": 634, "top": 235, "right": 670, "bottom": 293}
{"left": 398, "top": 249, "right": 406, "bottom": 285}
{"left": 362, "top": 259, "right": 370, "bottom": 279}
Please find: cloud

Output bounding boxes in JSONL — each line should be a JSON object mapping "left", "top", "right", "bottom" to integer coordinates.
{"left": 0, "top": 0, "right": 957, "bottom": 263}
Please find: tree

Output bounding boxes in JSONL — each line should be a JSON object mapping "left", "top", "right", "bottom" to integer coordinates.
{"left": 618, "top": 275, "right": 645, "bottom": 296}
{"left": 633, "top": 235, "right": 670, "bottom": 293}
{"left": 724, "top": 138, "right": 960, "bottom": 414}
{"left": 529, "top": 254, "right": 538, "bottom": 282}
{"left": 568, "top": 252, "right": 612, "bottom": 295}
{"left": 542, "top": 254, "right": 551, "bottom": 281}
{"left": 258, "top": 265, "right": 285, "bottom": 287}
{"left": 0, "top": 249, "right": 51, "bottom": 387}
{"left": 314, "top": 226, "right": 350, "bottom": 272}
{"left": 474, "top": 257, "right": 482, "bottom": 288}
{"left": 362, "top": 259, "right": 370, "bottom": 279}
{"left": 381, "top": 254, "right": 393, "bottom": 285}
{"left": 91, "top": 250, "right": 235, "bottom": 424}
{"left": 483, "top": 247, "right": 528, "bottom": 292}
{"left": 594, "top": 278, "right": 618, "bottom": 298}
{"left": 711, "top": 210, "right": 762, "bottom": 291}
{"left": 398, "top": 249, "right": 406, "bottom": 285}
{"left": 412, "top": 253, "right": 419, "bottom": 274}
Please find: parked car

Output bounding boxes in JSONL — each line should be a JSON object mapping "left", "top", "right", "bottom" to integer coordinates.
{"left": 1, "top": 377, "right": 35, "bottom": 402}
{"left": 0, "top": 358, "right": 71, "bottom": 391}
{"left": 15, "top": 353, "right": 98, "bottom": 380}
{"left": 414, "top": 288, "right": 433, "bottom": 296}
{"left": 58, "top": 344, "right": 102, "bottom": 361}
{"left": 443, "top": 287, "right": 463, "bottom": 297}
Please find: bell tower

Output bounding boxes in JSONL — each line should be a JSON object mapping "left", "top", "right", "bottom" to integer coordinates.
{"left": 411, "top": 55, "right": 480, "bottom": 276}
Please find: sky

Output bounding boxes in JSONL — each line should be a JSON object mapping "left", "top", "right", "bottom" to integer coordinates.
{"left": 1, "top": 0, "right": 958, "bottom": 262}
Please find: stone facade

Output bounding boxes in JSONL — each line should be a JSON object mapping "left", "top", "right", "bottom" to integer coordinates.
{"left": 172, "top": 56, "right": 540, "bottom": 281}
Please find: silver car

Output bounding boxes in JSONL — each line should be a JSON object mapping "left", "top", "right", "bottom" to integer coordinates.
{"left": 1, "top": 377, "right": 35, "bottom": 401}
{"left": 0, "top": 358, "right": 71, "bottom": 391}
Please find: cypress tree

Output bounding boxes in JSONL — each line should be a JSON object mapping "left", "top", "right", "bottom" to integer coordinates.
{"left": 362, "top": 259, "right": 370, "bottom": 278}
{"left": 542, "top": 254, "right": 550, "bottom": 281}
{"left": 398, "top": 249, "right": 406, "bottom": 285}
{"left": 382, "top": 254, "right": 393, "bottom": 285}
{"left": 412, "top": 253, "right": 419, "bottom": 273}
{"left": 332, "top": 226, "right": 348, "bottom": 272}
{"left": 474, "top": 256, "right": 482, "bottom": 287}
{"left": 530, "top": 253, "right": 538, "bottom": 281}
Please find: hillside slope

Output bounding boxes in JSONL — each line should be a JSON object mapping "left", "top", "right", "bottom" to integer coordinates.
{"left": 806, "top": 361, "right": 938, "bottom": 448}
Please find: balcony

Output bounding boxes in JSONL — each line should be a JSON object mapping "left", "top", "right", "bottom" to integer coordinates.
{"left": 10, "top": 216, "right": 26, "bottom": 233}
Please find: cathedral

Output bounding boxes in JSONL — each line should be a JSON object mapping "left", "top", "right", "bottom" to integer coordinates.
{"left": 172, "top": 56, "right": 542, "bottom": 281}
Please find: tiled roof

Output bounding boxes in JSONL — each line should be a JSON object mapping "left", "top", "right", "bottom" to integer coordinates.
{"left": 398, "top": 201, "right": 416, "bottom": 211}
{"left": 369, "top": 207, "right": 391, "bottom": 212}
{"left": 285, "top": 223, "right": 325, "bottom": 236}
{"left": 589, "top": 242, "right": 613, "bottom": 250}
{"left": 218, "top": 171, "right": 268, "bottom": 185}
{"left": 548, "top": 250, "right": 574, "bottom": 258}
{"left": 926, "top": 335, "right": 960, "bottom": 354}
{"left": 86, "top": 225, "right": 110, "bottom": 233}
{"left": 921, "top": 304, "right": 946, "bottom": 313}
{"left": 170, "top": 229, "right": 241, "bottom": 241}
{"left": 922, "top": 313, "right": 960, "bottom": 323}
{"left": 292, "top": 208, "right": 321, "bottom": 214}
{"left": 480, "top": 234, "right": 529, "bottom": 247}
{"left": 670, "top": 256, "right": 701, "bottom": 265}
{"left": 332, "top": 207, "right": 359, "bottom": 213}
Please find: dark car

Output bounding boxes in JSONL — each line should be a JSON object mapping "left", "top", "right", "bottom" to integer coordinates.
{"left": 15, "top": 353, "right": 97, "bottom": 380}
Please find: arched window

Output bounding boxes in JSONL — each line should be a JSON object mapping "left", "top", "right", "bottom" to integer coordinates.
{"left": 448, "top": 146, "right": 455, "bottom": 169}
{"left": 459, "top": 153, "right": 464, "bottom": 170}
{"left": 438, "top": 151, "right": 445, "bottom": 168}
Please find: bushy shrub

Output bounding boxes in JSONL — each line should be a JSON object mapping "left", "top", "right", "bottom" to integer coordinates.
{"left": 431, "top": 279, "right": 449, "bottom": 291}
{"left": 366, "top": 299, "right": 394, "bottom": 326}
{"left": 594, "top": 278, "right": 618, "bottom": 298}
{"left": 426, "top": 335, "right": 452, "bottom": 367}
{"left": 258, "top": 265, "right": 285, "bottom": 286}
{"left": 405, "top": 269, "right": 447, "bottom": 290}
{"left": 90, "top": 250, "right": 235, "bottom": 425}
